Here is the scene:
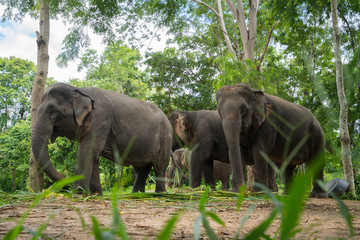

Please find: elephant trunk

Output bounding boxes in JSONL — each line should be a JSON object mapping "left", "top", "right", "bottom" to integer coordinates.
{"left": 222, "top": 118, "right": 246, "bottom": 191}
{"left": 31, "top": 124, "right": 64, "bottom": 182}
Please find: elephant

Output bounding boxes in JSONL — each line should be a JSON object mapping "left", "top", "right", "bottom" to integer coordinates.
{"left": 168, "top": 110, "right": 277, "bottom": 191}
{"left": 216, "top": 83, "right": 327, "bottom": 197}
{"left": 167, "top": 148, "right": 231, "bottom": 190}
{"left": 167, "top": 148, "right": 189, "bottom": 188}
{"left": 31, "top": 83, "right": 172, "bottom": 195}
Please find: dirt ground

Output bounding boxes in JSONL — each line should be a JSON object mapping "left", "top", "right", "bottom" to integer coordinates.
{"left": 0, "top": 193, "right": 359, "bottom": 239}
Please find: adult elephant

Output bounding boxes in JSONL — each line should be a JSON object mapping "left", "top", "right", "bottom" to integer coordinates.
{"left": 167, "top": 148, "right": 231, "bottom": 190}
{"left": 168, "top": 110, "right": 229, "bottom": 188}
{"left": 168, "top": 110, "right": 277, "bottom": 191}
{"left": 31, "top": 83, "right": 172, "bottom": 195}
{"left": 216, "top": 83, "right": 327, "bottom": 197}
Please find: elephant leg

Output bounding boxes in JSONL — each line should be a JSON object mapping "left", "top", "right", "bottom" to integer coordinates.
{"left": 310, "top": 169, "right": 328, "bottom": 198}
{"left": 202, "top": 160, "right": 215, "bottom": 189}
{"left": 153, "top": 162, "right": 167, "bottom": 193}
{"left": 189, "top": 146, "right": 212, "bottom": 188}
{"left": 74, "top": 139, "right": 100, "bottom": 193}
{"left": 73, "top": 151, "right": 94, "bottom": 193}
{"left": 73, "top": 129, "right": 109, "bottom": 194}
{"left": 168, "top": 165, "right": 175, "bottom": 188}
{"left": 133, "top": 163, "right": 152, "bottom": 192}
{"left": 252, "top": 149, "right": 269, "bottom": 193}
{"left": 267, "top": 164, "right": 278, "bottom": 193}
{"left": 89, "top": 161, "right": 102, "bottom": 195}
{"left": 283, "top": 164, "right": 296, "bottom": 195}
{"left": 189, "top": 153, "right": 204, "bottom": 188}
{"left": 221, "top": 169, "right": 231, "bottom": 191}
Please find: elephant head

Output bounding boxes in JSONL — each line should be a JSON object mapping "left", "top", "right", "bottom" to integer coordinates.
{"left": 31, "top": 83, "right": 95, "bottom": 182}
{"left": 168, "top": 148, "right": 189, "bottom": 187}
{"left": 168, "top": 111, "right": 193, "bottom": 149}
{"left": 216, "top": 83, "right": 270, "bottom": 190}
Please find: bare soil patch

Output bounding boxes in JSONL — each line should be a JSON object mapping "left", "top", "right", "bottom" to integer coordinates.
{"left": 0, "top": 194, "right": 359, "bottom": 239}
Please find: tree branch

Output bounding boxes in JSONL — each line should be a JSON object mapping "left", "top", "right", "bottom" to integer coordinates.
{"left": 193, "top": 0, "right": 220, "bottom": 19}
{"left": 194, "top": 0, "right": 237, "bottom": 59}
{"left": 257, "top": 21, "right": 277, "bottom": 71}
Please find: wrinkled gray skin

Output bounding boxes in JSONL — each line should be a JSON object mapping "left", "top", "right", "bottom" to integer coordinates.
{"left": 168, "top": 110, "right": 277, "bottom": 191}
{"left": 31, "top": 83, "right": 172, "bottom": 195}
{"left": 169, "top": 110, "right": 230, "bottom": 188}
{"left": 167, "top": 148, "right": 231, "bottom": 190}
{"left": 216, "top": 83, "right": 327, "bottom": 197}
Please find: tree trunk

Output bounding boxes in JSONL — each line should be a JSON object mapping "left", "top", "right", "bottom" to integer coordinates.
{"left": 11, "top": 168, "right": 16, "bottom": 192}
{"left": 28, "top": 0, "right": 50, "bottom": 192}
{"left": 330, "top": 0, "right": 355, "bottom": 194}
{"left": 215, "top": 0, "right": 237, "bottom": 58}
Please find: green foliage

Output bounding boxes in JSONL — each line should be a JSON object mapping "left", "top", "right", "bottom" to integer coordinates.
{"left": 48, "top": 137, "right": 77, "bottom": 179}
{"left": 0, "top": 120, "right": 31, "bottom": 192}
{"left": 145, "top": 47, "right": 217, "bottom": 113}
{"left": 0, "top": 57, "right": 35, "bottom": 131}
{"left": 75, "top": 41, "right": 149, "bottom": 100}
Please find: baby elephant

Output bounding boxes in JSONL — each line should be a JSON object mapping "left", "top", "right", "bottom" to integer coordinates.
{"left": 167, "top": 148, "right": 231, "bottom": 190}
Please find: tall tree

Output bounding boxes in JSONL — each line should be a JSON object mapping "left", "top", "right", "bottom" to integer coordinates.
{"left": 330, "top": 0, "right": 355, "bottom": 194}
{"left": 28, "top": 0, "right": 50, "bottom": 192}
{"left": 192, "top": 0, "right": 275, "bottom": 69}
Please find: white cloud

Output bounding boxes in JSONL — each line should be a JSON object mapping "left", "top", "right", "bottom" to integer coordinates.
{"left": 0, "top": 6, "right": 169, "bottom": 82}
{"left": 0, "top": 10, "right": 101, "bottom": 81}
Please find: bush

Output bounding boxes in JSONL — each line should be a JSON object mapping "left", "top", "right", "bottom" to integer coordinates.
{"left": 0, "top": 121, "right": 31, "bottom": 192}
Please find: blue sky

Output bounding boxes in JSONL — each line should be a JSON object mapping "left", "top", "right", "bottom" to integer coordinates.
{"left": 0, "top": 8, "right": 103, "bottom": 81}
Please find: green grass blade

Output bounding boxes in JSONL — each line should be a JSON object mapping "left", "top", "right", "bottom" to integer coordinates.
{"left": 234, "top": 204, "right": 256, "bottom": 239}
{"left": 91, "top": 216, "right": 103, "bottom": 240}
{"left": 253, "top": 182, "right": 282, "bottom": 211}
{"left": 30, "top": 223, "right": 48, "bottom": 240}
{"left": 244, "top": 208, "right": 278, "bottom": 240}
{"left": 243, "top": 182, "right": 282, "bottom": 239}
{"left": 199, "top": 187, "right": 210, "bottom": 212}
{"left": 280, "top": 157, "right": 324, "bottom": 239}
{"left": 2, "top": 226, "right": 23, "bottom": 240}
{"left": 76, "top": 208, "right": 87, "bottom": 231}
{"left": 332, "top": 195, "right": 354, "bottom": 237}
{"left": 202, "top": 216, "right": 219, "bottom": 240}
{"left": 236, "top": 185, "right": 246, "bottom": 211}
{"left": 206, "top": 212, "right": 225, "bottom": 226}
{"left": 194, "top": 215, "right": 202, "bottom": 240}
{"left": 157, "top": 212, "right": 180, "bottom": 240}
{"left": 111, "top": 184, "right": 130, "bottom": 240}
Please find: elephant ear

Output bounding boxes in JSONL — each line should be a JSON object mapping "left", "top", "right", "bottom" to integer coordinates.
{"left": 252, "top": 90, "right": 267, "bottom": 129}
{"left": 180, "top": 150, "right": 188, "bottom": 166}
{"left": 175, "top": 113, "right": 192, "bottom": 143}
{"left": 72, "top": 89, "right": 95, "bottom": 126}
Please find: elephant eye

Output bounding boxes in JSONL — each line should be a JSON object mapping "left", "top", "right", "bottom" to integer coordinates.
{"left": 240, "top": 105, "right": 248, "bottom": 114}
{"left": 49, "top": 107, "right": 59, "bottom": 119}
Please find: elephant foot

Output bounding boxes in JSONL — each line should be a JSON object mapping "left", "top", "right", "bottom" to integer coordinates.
{"left": 155, "top": 185, "right": 166, "bottom": 193}
{"left": 310, "top": 191, "right": 328, "bottom": 198}
{"left": 251, "top": 185, "right": 263, "bottom": 193}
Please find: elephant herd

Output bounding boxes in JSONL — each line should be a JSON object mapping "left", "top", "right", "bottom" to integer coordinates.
{"left": 31, "top": 82, "right": 327, "bottom": 198}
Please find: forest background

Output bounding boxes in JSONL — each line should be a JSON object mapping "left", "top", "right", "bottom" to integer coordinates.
{"left": 0, "top": 0, "right": 359, "bottom": 197}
